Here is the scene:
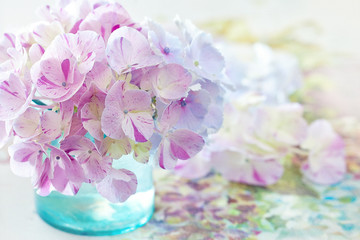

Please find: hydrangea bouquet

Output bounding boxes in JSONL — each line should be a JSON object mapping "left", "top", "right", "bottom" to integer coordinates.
{"left": 0, "top": 0, "right": 225, "bottom": 203}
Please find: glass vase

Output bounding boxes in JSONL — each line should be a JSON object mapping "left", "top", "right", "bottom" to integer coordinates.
{"left": 34, "top": 154, "right": 154, "bottom": 236}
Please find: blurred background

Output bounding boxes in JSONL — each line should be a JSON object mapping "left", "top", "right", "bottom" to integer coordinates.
{"left": 1, "top": 0, "right": 360, "bottom": 54}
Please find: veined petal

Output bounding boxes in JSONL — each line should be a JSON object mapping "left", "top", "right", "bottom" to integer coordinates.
{"left": 155, "top": 138, "right": 177, "bottom": 170}
{"left": 32, "top": 31, "right": 105, "bottom": 102}
{"left": 80, "top": 87, "right": 106, "bottom": 140}
{"left": 60, "top": 100, "right": 74, "bottom": 139}
{"left": 147, "top": 19, "right": 184, "bottom": 64}
{"left": 37, "top": 111, "right": 62, "bottom": 143}
{"left": 168, "top": 129, "right": 205, "bottom": 160}
{"left": 61, "top": 135, "right": 111, "bottom": 182}
{"left": 48, "top": 145, "right": 85, "bottom": 183}
{"left": 33, "top": 157, "right": 52, "bottom": 196}
{"left": 0, "top": 73, "right": 34, "bottom": 121}
{"left": 151, "top": 64, "right": 192, "bottom": 102}
{"left": 85, "top": 62, "right": 114, "bottom": 92}
{"left": 79, "top": 2, "right": 140, "bottom": 42}
{"left": 9, "top": 142, "right": 44, "bottom": 177}
{"left": 123, "top": 89, "right": 151, "bottom": 112}
{"left": 101, "top": 105, "right": 125, "bottom": 140}
{"left": 158, "top": 101, "right": 182, "bottom": 133}
{"left": 122, "top": 112, "right": 154, "bottom": 142}
{"left": 106, "top": 26, "right": 161, "bottom": 74}
{"left": 96, "top": 168, "right": 137, "bottom": 203}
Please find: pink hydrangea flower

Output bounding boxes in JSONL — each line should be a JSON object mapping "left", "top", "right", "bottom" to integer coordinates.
{"left": 61, "top": 135, "right": 112, "bottom": 182}
{"left": 60, "top": 100, "right": 75, "bottom": 139}
{"left": 2, "top": 0, "right": 227, "bottom": 202}
{"left": 79, "top": 83, "right": 106, "bottom": 140}
{"left": 67, "top": 110, "right": 87, "bottom": 137}
{"left": 84, "top": 62, "right": 114, "bottom": 92}
{"left": 142, "top": 64, "right": 192, "bottom": 103}
{"left": 46, "top": 145, "right": 85, "bottom": 194}
{"left": 253, "top": 103, "right": 308, "bottom": 148}
{"left": 211, "top": 150, "right": 284, "bottom": 186}
{"left": 99, "top": 137, "right": 132, "bottom": 160}
{"left": 156, "top": 129, "right": 205, "bottom": 169}
{"left": 0, "top": 34, "right": 28, "bottom": 81}
{"left": 214, "top": 102, "right": 308, "bottom": 159}
{"left": 106, "top": 26, "right": 161, "bottom": 74}
{"left": 301, "top": 120, "right": 346, "bottom": 185}
{"left": 79, "top": 2, "right": 140, "bottom": 42}
{"left": 185, "top": 32, "right": 225, "bottom": 81}
{"left": 165, "top": 89, "right": 210, "bottom": 132}
{"left": 101, "top": 81, "right": 154, "bottom": 142}
{"left": 32, "top": 21, "right": 65, "bottom": 48}
{"left": 9, "top": 142, "right": 84, "bottom": 195}
{"left": 0, "top": 73, "right": 34, "bottom": 121}
{"left": 32, "top": 156, "right": 52, "bottom": 196}
{"left": 155, "top": 103, "right": 205, "bottom": 169}
{"left": 36, "top": 111, "right": 62, "bottom": 144}
{"left": 31, "top": 31, "right": 105, "bottom": 102}
{"left": 147, "top": 19, "right": 184, "bottom": 64}
{"left": 179, "top": 101, "right": 306, "bottom": 186}
{"left": 9, "top": 141, "right": 44, "bottom": 178}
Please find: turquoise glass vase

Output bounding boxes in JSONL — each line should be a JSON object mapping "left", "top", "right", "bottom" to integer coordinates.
{"left": 34, "top": 154, "right": 155, "bottom": 236}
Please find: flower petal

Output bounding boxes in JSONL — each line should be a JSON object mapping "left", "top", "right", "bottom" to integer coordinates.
{"left": 155, "top": 138, "right": 177, "bottom": 170}
{"left": 106, "top": 26, "right": 161, "bottom": 74}
{"left": 13, "top": 107, "right": 41, "bottom": 138}
{"left": 96, "top": 168, "right": 137, "bottom": 203}
{"left": 301, "top": 120, "right": 346, "bottom": 185}
{"left": 211, "top": 150, "right": 284, "bottom": 186}
{"left": 79, "top": 3, "right": 140, "bottom": 42}
{"left": 80, "top": 87, "right": 106, "bottom": 140}
{"left": 122, "top": 112, "right": 154, "bottom": 142}
{"left": 37, "top": 111, "right": 62, "bottom": 143}
{"left": 101, "top": 105, "right": 125, "bottom": 140}
{"left": 131, "top": 140, "right": 152, "bottom": 164}
{"left": 9, "top": 142, "right": 44, "bottom": 177}
{"left": 32, "top": 31, "right": 105, "bottom": 102}
{"left": 168, "top": 129, "right": 205, "bottom": 160}
{"left": 100, "top": 137, "right": 132, "bottom": 159}
{"left": 0, "top": 73, "right": 34, "bottom": 121}
{"left": 174, "top": 148, "right": 212, "bottom": 179}
{"left": 85, "top": 62, "right": 114, "bottom": 91}
{"left": 61, "top": 135, "right": 111, "bottom": 182}
{"left": 151, "top": 64, "right": 192, "bottom": 102}
{"left": 123, "top": 89, "right": 151, "bottom": 112}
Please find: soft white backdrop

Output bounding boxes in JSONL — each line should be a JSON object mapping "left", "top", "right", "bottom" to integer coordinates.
{"left": 1, "top": 0, "right": 360, "bottom": 55}
{"left": 0, "top": 1, "right": 359, "bottom": 239}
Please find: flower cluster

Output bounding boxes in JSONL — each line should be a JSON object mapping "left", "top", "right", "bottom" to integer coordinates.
{"left": 176, "top": 96, "right": 346, "bottom": 186}
{"left": 0, "top": 0, "right": 225, "bottom": 202}
{"left": 175, "top": 43, "right": 346, "bottom": 186}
